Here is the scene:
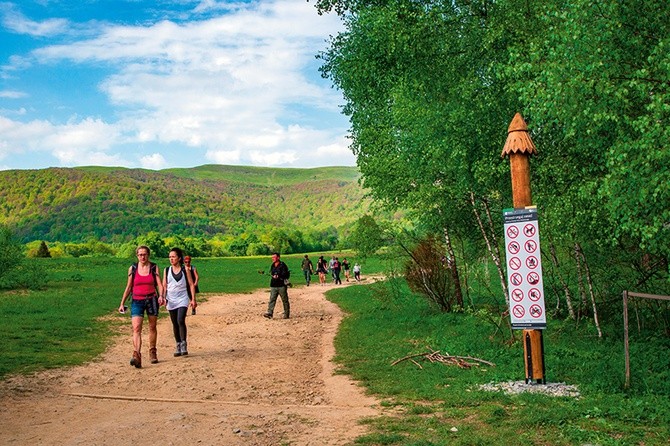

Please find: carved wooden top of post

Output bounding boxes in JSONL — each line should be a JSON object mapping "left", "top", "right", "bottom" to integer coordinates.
{"left": 501, "top": 113, "right": 537, "bottom": 158}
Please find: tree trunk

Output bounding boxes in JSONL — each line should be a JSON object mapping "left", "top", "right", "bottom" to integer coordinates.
{"left": 575, "top": 243, "right": 603, "bottom": 338}
{"left": 443, "top": 226, "right": 464, "bottom": 307}
{"left": 574, "top": 242, "right": 588, "bottom": 316}
{"left": 549, "top": 240, "right": 576, "bottom": 320}
{"left": 470, "top": 192, "right": 509, "bottom": 305}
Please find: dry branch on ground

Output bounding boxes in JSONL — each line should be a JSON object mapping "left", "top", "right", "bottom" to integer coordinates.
{"left": 392, "top": 348, "right": 495, "bottom": 369}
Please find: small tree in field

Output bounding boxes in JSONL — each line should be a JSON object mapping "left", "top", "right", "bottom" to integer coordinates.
{"left": 404, "top": 236, "right": 459, "bottom": 312}
{"left": 0, "top": 225, "right": 23, "bottom": 281}
{"left": 36, "top": 241, "right": 51, "bottom": 258}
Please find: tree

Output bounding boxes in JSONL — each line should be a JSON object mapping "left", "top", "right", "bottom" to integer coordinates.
{"left": 0, "top": 225, "right": 23, "bottom": 282}
{"left": 36, "top": 241, "right": 51, "bottom": 258}
{"left": 348, "top": 215, "right": 385, "bottom": 258}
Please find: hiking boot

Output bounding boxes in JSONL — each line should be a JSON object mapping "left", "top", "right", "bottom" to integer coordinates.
{"left": 149, "top": 347, "right": 158, "bottom": 364}
{"left": 130, "top": 350, "right": 142, "bottom": 368}
{"left": 263, "top": 312, "right": 272, "bottom": 319}
{"left": 181, "top": 341, "right": 188, "bottom": 356}
{"left": 174, "top": 342, "right": 182, "bottom": 357}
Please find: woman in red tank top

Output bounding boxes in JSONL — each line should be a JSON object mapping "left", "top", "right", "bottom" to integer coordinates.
{"left": 118, "top": 246, "right": 165, "bottom": 368}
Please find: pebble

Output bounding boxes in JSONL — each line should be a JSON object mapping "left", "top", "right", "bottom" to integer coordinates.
{"left": 478, "top": 381, "right": 580, "bottom": 397}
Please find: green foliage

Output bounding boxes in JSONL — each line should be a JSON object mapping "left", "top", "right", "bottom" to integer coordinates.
{"left": 327, "top": 280, "right": 670, "bottom": 445}
{"left": 0, "top": 165, "right": 374, "bottom": 247}
{"left": 348, "top": 214, "right": 386, "bottom": 258}
{"left": 0, "top": 224, "right": 23, "bottom": 282}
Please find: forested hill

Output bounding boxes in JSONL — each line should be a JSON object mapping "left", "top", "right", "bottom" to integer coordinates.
{"left": 0, "top": 165, "right": 369, "bottom": 243}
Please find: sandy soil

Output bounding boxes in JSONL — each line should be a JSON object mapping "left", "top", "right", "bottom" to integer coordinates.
{"left": 0, "top": 280, "right": 381, "bottom": 445}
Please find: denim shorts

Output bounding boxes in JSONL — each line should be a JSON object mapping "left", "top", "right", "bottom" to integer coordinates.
{"left": 130, "top": 295, "right": 159, "bottom": 317}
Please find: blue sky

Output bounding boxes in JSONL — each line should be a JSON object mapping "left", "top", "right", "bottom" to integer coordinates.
{"left": 0, "top": 0, "right": 354, "bottom": 170}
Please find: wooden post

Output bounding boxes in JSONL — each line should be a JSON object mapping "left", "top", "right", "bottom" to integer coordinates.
{"left": 501, "top": 113, "right": 545, "bottom": 383}
{"left": 623, "top": 290, "right": 630, "bottom": 389}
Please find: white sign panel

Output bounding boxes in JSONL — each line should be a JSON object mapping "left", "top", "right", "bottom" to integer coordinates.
{"left": 503, "top": 207, "right": 546, "bottom": 329}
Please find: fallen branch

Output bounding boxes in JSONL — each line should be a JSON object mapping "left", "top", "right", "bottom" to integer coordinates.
{"left": 392, "top": 349, "right": 495, "bottom": 369}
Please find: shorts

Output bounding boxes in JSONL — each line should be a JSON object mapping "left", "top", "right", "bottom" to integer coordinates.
{"left": 131, "top": 295, "right": 159, "bottom": 317}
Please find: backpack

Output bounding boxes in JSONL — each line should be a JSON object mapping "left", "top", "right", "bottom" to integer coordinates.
{"left": 164, "top": 266, "right": 192, "bottom": 298}
{"left": 130, "top": 262, "right": 158, "bottom": 290}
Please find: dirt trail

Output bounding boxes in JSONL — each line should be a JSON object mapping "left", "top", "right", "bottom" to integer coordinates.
{"left": 1, "top": 281, "right": 380, "bottom": 445}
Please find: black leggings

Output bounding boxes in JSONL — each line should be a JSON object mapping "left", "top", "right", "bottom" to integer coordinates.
{"left": 169, "top": 307, "right": 188, "bottom": 343}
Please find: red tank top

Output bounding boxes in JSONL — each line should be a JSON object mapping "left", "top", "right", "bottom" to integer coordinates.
{"left": 132, "top": 268, "right": 156, "bottom": 299}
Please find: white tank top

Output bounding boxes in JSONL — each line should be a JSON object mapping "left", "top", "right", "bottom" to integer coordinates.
{"left": 166, "top": 266, "right": 190, "bottom": 310}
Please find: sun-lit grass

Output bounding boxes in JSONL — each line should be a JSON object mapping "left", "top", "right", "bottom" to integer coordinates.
{"left": 326, "top": 281, "right": 670, "bottom": 445}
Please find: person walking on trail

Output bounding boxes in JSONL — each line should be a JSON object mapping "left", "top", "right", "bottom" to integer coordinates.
{"left": 183, "top": 255, "right": 200, "bottom": 315}
{"left": 316, "top": 255, "right": 328, "bottom": 286}
{"left": 263, "top": 252, "right": 291, "bottom": 319}
{"left": 119, "top": 245, "right": 164, "bottom": 368}
{"left": 329, "top": 256, "right": 336, "bottom": 282}
{"left": 301, "top": 254, "right": 314, "bottom": 286}
{"left": 342, "top": 257, "right": 351, "bottom": 282}
{"left": 353, "top": 263, "right": 361, "bottom": 282}
{"left": 163, "top": 247, "right": 197, "bottom": 357}
{"left": 332, "top": 257, "right": 342, "bottom": 284}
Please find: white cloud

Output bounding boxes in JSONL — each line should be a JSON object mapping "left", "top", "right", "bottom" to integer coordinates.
{"left": 140, "top": 153, "right": 168, "bottom": 170}
{"left": 0, "top": 90, "right": 27, "bottom": 98}
{"left": 0, "top": 0, "right": 352, "bottom": 169}
{"left": 0, "top": 4, "right": 70, "bottom": 37}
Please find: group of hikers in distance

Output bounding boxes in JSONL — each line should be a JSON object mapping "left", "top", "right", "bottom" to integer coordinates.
{"left": 301, "top": 254, "right": 361, "bottom": 286}
{"left": 117, "top": 247, "right": 359, "bottom": 369}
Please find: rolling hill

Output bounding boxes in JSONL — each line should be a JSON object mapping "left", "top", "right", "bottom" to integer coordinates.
{"left": 0, "top": 165, "right": 371, "bottom": 243}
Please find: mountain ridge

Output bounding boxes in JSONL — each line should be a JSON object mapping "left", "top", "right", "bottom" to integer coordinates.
{"left": 0, "top": 164, "right": 369, "bottom": 243}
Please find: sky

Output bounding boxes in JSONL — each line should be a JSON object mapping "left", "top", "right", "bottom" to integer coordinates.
{"left": 0, "top": 0, "right": 355, "bottom": 171}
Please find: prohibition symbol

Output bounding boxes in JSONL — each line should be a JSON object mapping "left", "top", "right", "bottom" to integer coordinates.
{"left": 527, "top": 271, "right": 540, "bottom": 285}
{"left": 512, "top": 305, "right": 525, "bottom": 318}
{"left": 509, "top": 257, "right": 522, "bottom": 270}
{"left": 526, "top": 256, "right": 539, "bottom": 269}
{"left": 529, "top": 304, "right": 543, "bottom": 318}
{"left": 528, "top": 288, "right": 541, "bottom": 301}
{"left": 524, "top": 240, "right": 537, "bottom": 253}
{"left": 511, "top": 289, "right": 524, "bottom": 302}
{"left": 523, "top": 224, "right": 536, "bottom": 237}
{"left": 510, "top": 273, "right": 523, "bottom": 286}
{"left": 507, "top": 225, "right": 520, "bottom": 239}
{"left": 508, "top": 241, "right": 520, "bottom": 255}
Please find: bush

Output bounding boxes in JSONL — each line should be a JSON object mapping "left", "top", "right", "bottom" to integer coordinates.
{"left": 404, "top": 235, "right": 457, "bottom": 312}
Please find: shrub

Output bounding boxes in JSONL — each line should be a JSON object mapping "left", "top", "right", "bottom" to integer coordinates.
{"left": 404, "top": 235, "right": 457, "bottom": 312}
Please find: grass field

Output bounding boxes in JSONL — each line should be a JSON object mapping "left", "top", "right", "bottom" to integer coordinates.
{"left": 1, "top": 255, "right": 668, "bottom": 445}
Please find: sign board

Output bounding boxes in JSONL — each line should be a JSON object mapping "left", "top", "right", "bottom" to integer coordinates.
{"left": 503, "top": 206, "right": 546, "bottom": 329}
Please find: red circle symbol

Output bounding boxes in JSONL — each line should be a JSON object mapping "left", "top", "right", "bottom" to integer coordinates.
{"left": 528, "top": 288, "right": 541, "bottom": 301}
{"left": 507, "top": 226, "right": 519, "bottom": 239}
{"left": 529, "top": 304, "right": 543, "bottom": 318}
{"left": 527, "top": 272, "right": 540, "bottom": 285}
{"left": 510, "top": 273, "right": 523, "bottom": 286}
{"left": 511, "top": 289, "right": 524, "bottom": 302}
{"left": 526, "top": 256, "right": 538, "bottom": 269}
{"left": 508, "top": 241, "right": 520, "bottom": 254}
{"left": 512, "top": 305, "right": 525, "bottom": 318}
{"left": 523, "top": 224, "right": 536, "bottom": 237}
{"left": 525, "top": 240, "right": 537, "bottom": 253}
{"left": 509, "top": 257, "right": 522, "bottom": 270}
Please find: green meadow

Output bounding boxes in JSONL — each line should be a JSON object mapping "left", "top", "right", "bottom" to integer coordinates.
{"left": 1, "top": 256, "right": 668, "bottom": 445}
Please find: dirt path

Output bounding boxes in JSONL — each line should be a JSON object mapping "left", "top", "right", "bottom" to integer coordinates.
{"left": 1, "top": 281, "right": 380, "bottom": 445}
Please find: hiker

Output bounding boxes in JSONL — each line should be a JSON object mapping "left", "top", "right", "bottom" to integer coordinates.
{"left": 353, "top": 263, "right": 361, "bottom": 282}
{"left": 183, "top": 255, "right": 200, "bottom": 314}
{"left": 263, "top": 252, "right": 290, "bottom": 319}
{"left": 342, "top": 258, "right": 351, "bottom": 282}
{"left": 301, "top": 254, "right": 314, "bottom": 286}
{"left": 333, "top": 257, "right": 342, "bottom": 284}
{"left": 118, "top": 245, "right": 164, "bottom": 368}
{"left": 316, "top": 255, "right": 328, "bottom": 286}
{"left": 163, "top": 247, "right": 197, "bottom": 357}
